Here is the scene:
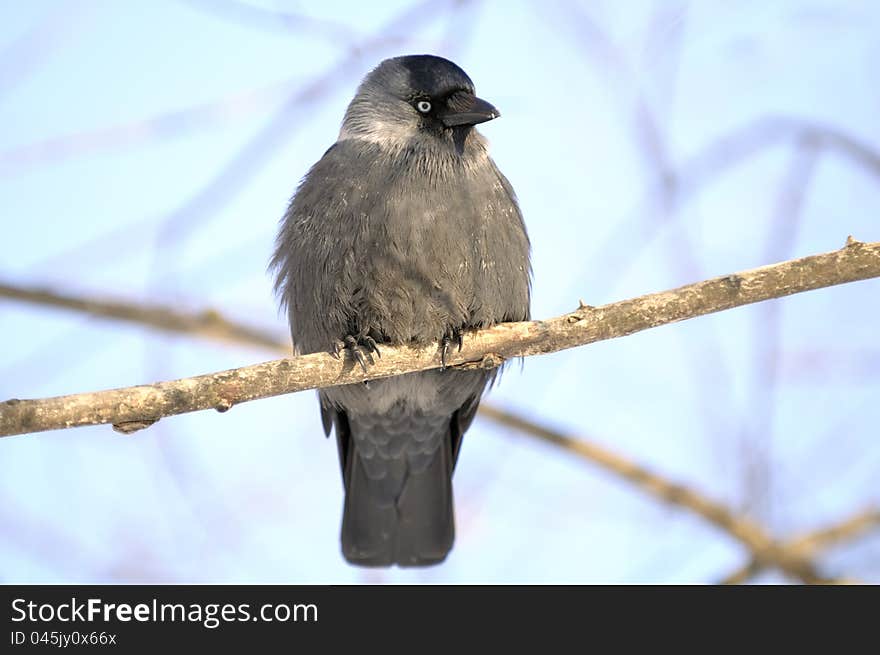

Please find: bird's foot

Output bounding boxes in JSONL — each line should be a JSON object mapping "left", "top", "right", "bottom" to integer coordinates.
{"left": 331, "top": 334, "right": 381, "bottom": 374}
{"left": 440, "top": 327, "right": 464, "bottom": 370}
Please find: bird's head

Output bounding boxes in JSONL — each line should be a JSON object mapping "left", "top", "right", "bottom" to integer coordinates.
{"left": 339, "top": 54, "right": 499, "bottom": 152}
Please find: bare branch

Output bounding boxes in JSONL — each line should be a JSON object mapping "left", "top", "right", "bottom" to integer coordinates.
{"left": 717, "top": 560, "right": 764, "bottom": 585}
{"left": 791, "top": 507, "right": 880, "bottom": 554}
{"left": 478, "top": 404, "right": 861, "bottom": 584}
{"left": 0, "top": 281, "right": 286, "bottom": 352}
{"left": 3, "top": 242, "right": 878, "bottom": 583}
{"left": 719, "top": 507, "right": 880, "bottom": 584}
{"left": 1, "top": 238, "right": 878, "bottom": 438}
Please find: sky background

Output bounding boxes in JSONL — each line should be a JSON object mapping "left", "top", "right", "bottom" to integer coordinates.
{"left": 1, "top": 0, "right": 878, "bottom": 583}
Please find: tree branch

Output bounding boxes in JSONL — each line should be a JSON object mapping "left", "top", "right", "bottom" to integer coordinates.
{"left": 0, "top": 281, "right": 287, "bottom": 352}
{"left": 791, "top": 507, "right": 880, "bottom": 553}
{"left": 1, "top": 238, "right": 878, "bottom": 438}
{"left": 718, "top": 507, "right": 880, "bottom": 584}
{"left": 2, "top": 241, "right": 877, "bottom": 583}
{"left": 476, "top": 404, "right": 850, "bottom": 584}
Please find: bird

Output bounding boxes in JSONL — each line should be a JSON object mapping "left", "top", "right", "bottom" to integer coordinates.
{"left": 271, "top": 54, "right": 531, "bottom": 567}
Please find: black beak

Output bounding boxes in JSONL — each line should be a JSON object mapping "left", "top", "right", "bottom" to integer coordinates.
{"left": 440, "top": 96, "right": 500, "bottom": 127}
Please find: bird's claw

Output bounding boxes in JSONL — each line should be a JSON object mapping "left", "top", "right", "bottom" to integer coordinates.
{"left": 332, "top": 334, "right": 380, "bottom": 374}
{"left": 363, "top": 336, "right": 381, "bottom": 358}
{"left": 440, "top": 327, "right": 464, "bottom": 370}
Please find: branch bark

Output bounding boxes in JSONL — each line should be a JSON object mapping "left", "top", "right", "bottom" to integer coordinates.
{"left": 1, "top": 238, "right": 878, "bottom": 438}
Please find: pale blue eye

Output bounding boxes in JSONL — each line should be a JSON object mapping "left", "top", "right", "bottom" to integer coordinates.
{"left": 416, "top": 100, "right": 432, "bottom": 113}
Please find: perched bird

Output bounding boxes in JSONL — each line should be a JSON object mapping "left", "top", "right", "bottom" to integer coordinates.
{"left": 271, "top": 54, "right": 530, "bottom": 566}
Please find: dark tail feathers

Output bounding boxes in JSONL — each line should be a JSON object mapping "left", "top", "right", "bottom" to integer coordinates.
{"left": 341, "top": 439, "right": 454, "bottom": 567}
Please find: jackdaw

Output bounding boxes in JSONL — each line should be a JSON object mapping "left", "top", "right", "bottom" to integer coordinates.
{"left": 271, "top": 54, "right": 531, "bottom": 566}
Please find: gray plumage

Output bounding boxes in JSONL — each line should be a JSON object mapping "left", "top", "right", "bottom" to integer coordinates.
{"left": 271, "top": 54, "right": 530, "bottom": 566}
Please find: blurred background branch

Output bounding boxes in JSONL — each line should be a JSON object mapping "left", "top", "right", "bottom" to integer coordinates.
{"left": 0, "top": 281, "right": 286, "bottom": 352}
{"left": 479, "top": 404, "right": 868, "bottom": 584}
{"left": 718, "top": 507, "right": 880, "bottom": 584}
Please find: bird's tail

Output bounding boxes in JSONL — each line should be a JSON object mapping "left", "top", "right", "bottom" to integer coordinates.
{"left": 341, "top": 435, "right": 455, "bottom": 567}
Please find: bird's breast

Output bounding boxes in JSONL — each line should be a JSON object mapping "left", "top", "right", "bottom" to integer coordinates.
{"left": 346, "top": 161, "right": 500, "bottom": 343}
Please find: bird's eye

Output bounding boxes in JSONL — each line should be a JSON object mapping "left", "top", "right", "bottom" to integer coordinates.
{"left": 415, "top": 100, "right": 432, "bottom": 114}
